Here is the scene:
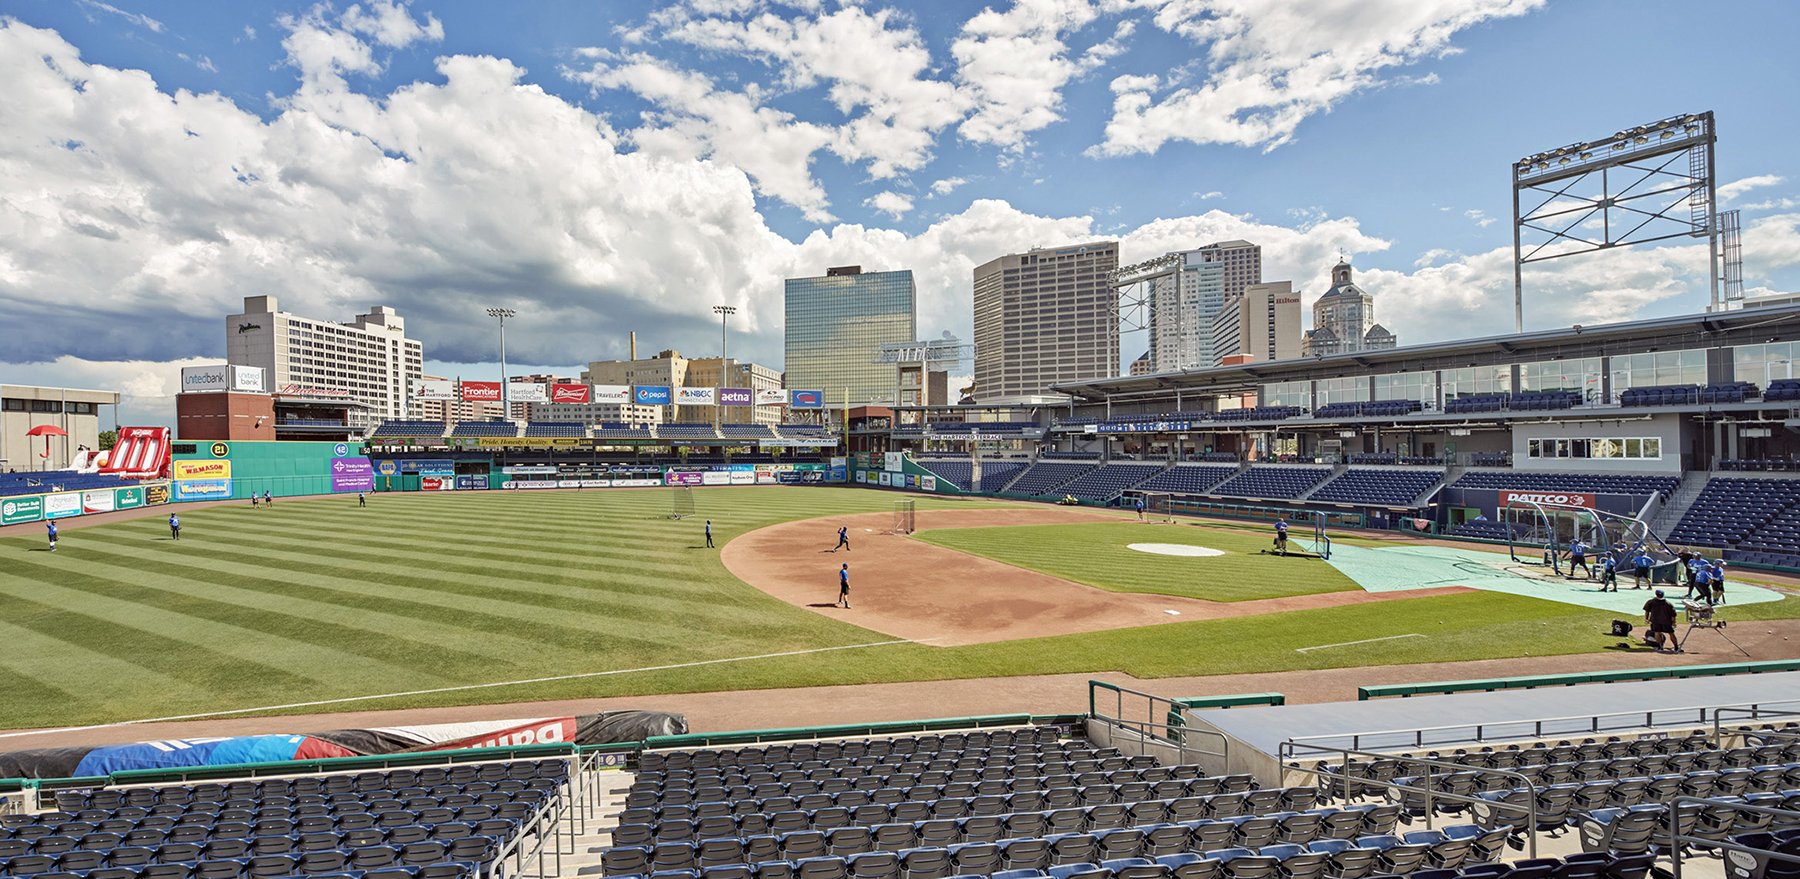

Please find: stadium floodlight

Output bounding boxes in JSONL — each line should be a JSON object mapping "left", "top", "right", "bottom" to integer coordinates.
{"left": 1511, "top": 111, "right": 1719, "bottom": 332}
{"left": 485, "top": 308, "right": 516, "bottom": 412}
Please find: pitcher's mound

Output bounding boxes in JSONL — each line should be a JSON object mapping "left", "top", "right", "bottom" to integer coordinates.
{"left": 1128, "top": 543, "right": 1226, "bottom": 557}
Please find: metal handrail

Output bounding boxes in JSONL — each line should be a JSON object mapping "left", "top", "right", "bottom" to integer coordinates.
{"left": 1286, "top": 700, "right": 1780, "bottom": 752}
{"left": 1710, "top": 704, "right": 1800, "bottom": 744}
{"left": 1089, "top": 681, "right": 1231, "bottom": 769}
{"left": 1280, "top": 742, "right": 1539, "bottom": 858}
{"left": 1668, "top": 795, "right": 1800, "bottom": 879}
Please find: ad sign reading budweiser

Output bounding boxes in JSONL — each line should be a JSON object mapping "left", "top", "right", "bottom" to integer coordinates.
{"left": 460, "top": 381, "right": 502, "bottom": 402}
{"left": 1501, "top": 491, "right": 1596, "bottom": 509}
{"left": 717, "top": 387, "right": 752, "bottom": 406}
{"left": 549, "top": 383, "right": 590, "bottom": 404}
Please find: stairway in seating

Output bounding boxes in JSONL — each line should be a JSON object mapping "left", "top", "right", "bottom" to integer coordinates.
{"left": 1649, "top": 470, "right": 1711, "bottom": 536}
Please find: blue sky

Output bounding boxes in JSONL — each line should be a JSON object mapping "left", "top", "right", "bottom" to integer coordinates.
{"left": 3, "top": 0, "right": 1800, "bottom": 423}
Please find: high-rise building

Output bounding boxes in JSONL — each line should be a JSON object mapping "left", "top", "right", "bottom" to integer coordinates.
{"left": 1212, "top": 281, "right": 1302, "bottom": 364}
{"left": 973, "top": 241, "right": 1119, "bottom": 401}
{"left": 226, "top": 295, "right": 423, "bottom": 429}
{"left": 1148, "top": 252, "right": 1227, "bottom": 371}
{"left": 784, "top": 266, "right": 917, "bottom": 407}
{"left": 1196, "top": 240, "right": 1262, "bottom": 303}
{"left": 1304, "top": 260, "right": 1397, "bottom": 357}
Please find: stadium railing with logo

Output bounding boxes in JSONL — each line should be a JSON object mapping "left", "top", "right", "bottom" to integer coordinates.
{"left": 1358, "top": 658, "right": 1800, "bottom": 699}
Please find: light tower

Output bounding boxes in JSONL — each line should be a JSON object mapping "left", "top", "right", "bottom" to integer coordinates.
{"left": 485, "top": 307, "right": 515, "bottom": 415}
{"left": 713, "top": 304, "right": 737, "bottom": 428}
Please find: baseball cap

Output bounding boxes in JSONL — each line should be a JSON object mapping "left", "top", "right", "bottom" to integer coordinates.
{"left": 1655, "top": 590, "right": 1665, "bottom": 597}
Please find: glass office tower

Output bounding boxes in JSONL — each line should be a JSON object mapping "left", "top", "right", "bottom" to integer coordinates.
{"left": 784, "top": 267, "right": 917, "bottom": 406}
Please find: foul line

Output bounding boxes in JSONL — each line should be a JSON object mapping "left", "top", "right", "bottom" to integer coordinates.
{"left": 0, "top": 638, "right": 931, "bottom": 741}
{"left": 1294, "top": 633, "right": 1425, "bottom": 653}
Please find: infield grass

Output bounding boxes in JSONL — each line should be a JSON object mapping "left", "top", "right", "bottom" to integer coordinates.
{"left": 914, "top": 521, "right": 1356, "bottom": 601}
{"left": 2, "top": 486, "right": 1796, "bottom": 730}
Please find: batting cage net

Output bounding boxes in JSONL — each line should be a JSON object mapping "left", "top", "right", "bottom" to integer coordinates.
{"left": 891, "top": 499, "right": 916, "bottom": 534}
{"left": 1141, "top": 491, "right": 1175, "bottom": 523}
{"left": 671, "top": 486, "right": 694, "bottom": 520}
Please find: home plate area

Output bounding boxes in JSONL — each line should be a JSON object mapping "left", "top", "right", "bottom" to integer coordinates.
{"left": 1127, "top": 543, "right": 1227, "bottom": 557}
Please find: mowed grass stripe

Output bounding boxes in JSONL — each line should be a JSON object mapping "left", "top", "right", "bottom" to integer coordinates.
{"left": 0, "top": 616, "right": 216, "bottom": 712}
{"left": 0, "top": 568, "right": 325, "bottom": 695}
{"left": 0, "top": 561, "right": 441, "bottom": 690}
{"left": 65, "top": 533, "right": 686, "bottom": 656}
{"left": 28, "top": 539, "right": 520, "bottom": 668}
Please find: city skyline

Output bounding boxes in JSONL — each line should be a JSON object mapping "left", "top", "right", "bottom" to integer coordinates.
{"left": 5, "top": 1, "right": 1800, "bottom": 425}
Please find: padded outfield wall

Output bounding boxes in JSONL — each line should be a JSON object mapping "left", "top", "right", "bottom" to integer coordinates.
{"left": 171, "top": 440, "right": 371, "bottom": 501}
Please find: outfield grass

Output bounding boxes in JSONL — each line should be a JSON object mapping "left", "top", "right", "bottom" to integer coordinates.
{"left": 1, "top": 487, "right": 1795, "bottom": 730}
{"left": 915, "top": 522, "right": 1357, "bottom": 601}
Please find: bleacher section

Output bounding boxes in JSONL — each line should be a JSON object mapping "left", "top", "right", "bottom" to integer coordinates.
{"left": 1669, "top": 478, "right": 1800, "bottom": 566}
{"left": 601, "top": 728, "right": 1556, "bottom": 879}
{"left": 1136, "top": 465, "right": 1238, "bottom": 496}
{"left": 1005, "top": 461, "right": 1101, "bottom": 496}
{"left": 524, "top": 422, "right": 586, "bottom": 438}
{"left": 1766, "top": 379, "right": 1800, "bottom": 403}
{"left": 1447, "top": 520, "right": 1510, "bottom": 540}
{"left": 915, "top": 460, "right": 1028, "bottom": 493}
{"left": 1209, "top": 467, "right": 1331, "bottom": 500}
{"left": 0, "top": 471, "right": 135, "bottom": 499}
{"left": 1449, "top": 471, "right": 1678, "bottom": 499}
{"left": 1618, "top": 385, "right": 1701, "bottom": 407}
{"left": 661, "top": 425, "right": 722, "bottom": 440}
{"left": 594, "top": 423, "right": 654, "bottom": 440}
{"left": 1311, "top": 400, "right": 1423, "bottom": 420}
{"left": 1058, "top": 462, "right": 1167, "bottom": 503}
{"left": 1507, "top": 391, "right": 1582, "bottom": 411}
{"left": 370, "top": 420, "right": 450, "bottom": 439}
{"left": 1308, "top": 469, "right": 1443, "bottom": 507}
{"left": 1445, "top": 395, "right": 1509, "bottom": 414}
{"left": 721, "top": 424, "right": 775, "bottom": 439}
{"left": 449, "top": 421, "right": 520, "bottom": 439}
{"left": 3, "top": 759, "right": 570, "bottom": 879}
{"left": 1214, "top": 406, "right": 1305, "bottom": 423}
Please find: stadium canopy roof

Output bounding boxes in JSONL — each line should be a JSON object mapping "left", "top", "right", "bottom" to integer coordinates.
{"left": 1052, "top": 301, "right": 1800, "bottom": 403}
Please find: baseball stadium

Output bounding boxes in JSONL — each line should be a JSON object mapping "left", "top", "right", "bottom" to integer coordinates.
{"left": 7, "top": 290, "right": 1800, "bottom": 879}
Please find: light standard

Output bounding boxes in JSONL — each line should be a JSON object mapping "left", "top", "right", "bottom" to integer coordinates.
{"left": 485, "top": 308, "right": 515, "bottom": 416}
{"left": 713, "top": 305, "right": 737, "bottom": 428}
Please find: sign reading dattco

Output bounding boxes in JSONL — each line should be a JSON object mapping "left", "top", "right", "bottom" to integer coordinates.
{"left": 1501, "top": 491, "right": 1596, "bottom": 509}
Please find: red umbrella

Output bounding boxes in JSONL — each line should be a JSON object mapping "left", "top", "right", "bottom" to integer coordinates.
{"left": 25, "top": 424, "right": 68, "bottom": 464}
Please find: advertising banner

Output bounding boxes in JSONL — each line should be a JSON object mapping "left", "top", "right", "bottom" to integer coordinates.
{"left": 830, "top": 456, "right": 848, "bottom": 482}
{"left": 407, "top": 459, "right": 457, "bottom": 476}
{"left": 82, "top": 490, "right": 115, "bottom": 514}
{"left": 717, "top": 387, "right": 752, "bottom": 406}
{"left": 420, "top": 477, "right": 454, "bottom": 491}
{"left": 507, "top": 383, "right": 548, "bottom": 403}
{"left": 45, "top": 493, "right": 82, "bottom": 518}
{"left": 550, "top": 383, "right": 591, "bottom": 404}
{"left": 414, "top": 379, "right": 456, "bottom": 401}
{"left": 701, "top": 471, "right": 730, "bottom": 486}
{"left": 330, "top": 457, "right": 375, "bottom": 492}
{"left": 789, "top": 389, "right": 825, "bottom": 409}
{"left": 728, "top": 471, "right": 755, "bottom": 485}
{"left": 755, "top": 389, "right": 786, "bottom": 406}
{"left": 471, "top": 437, "right": 581, "bottom": 447}
{"left": 613, "top": 478, "right": 662, "bottom": 487}
{"left": 502, "top": 480, "right": 558, "bottom": 490}
{"left": 593, "top": 385, "right": 630, "bottom": 404}
{"left": 454, "top": 475, "right": 487, "bottom": 491}
{"left": 227, "top": 365, "right": 266, "bottom": 392}
{"left": 115, "top": 487, "right": 145, "bottom": 510}
{"left": 557, "top": 479, "right": 582, "bottom": 488}
{"left": 578, "top": 479, "right": 610, "bottom": 488}
{"left": 884, "top": 452, "right": 904, "bottom": 472}
{"left": 1, "top": 496, "right": 44, "bottom": 525}
{"left": 179, "top": 365, "right": 230, "bottom": 393}
{"left": 635, "top": 385, "right": 672, "bottom": 405}
{"left": 676, "top": 387, "right": 716, "bottom": 406}
{"left": 172, "top": 480, "right": 231, "bottom": 501}
{"left": 146, "top": 484, "right": 171, "bottom": 506}
{"left": 1500, "top": 490, "right": 1596, "bottom": 509}
{"left": 501, "top": 465, "right": 557, "bottom": 475}
{"left": 174, "top": 460, "right": 232, "bottom": 480}
{"left": 921, "top": 475, "right": 937, "bottom": 492}
{"left": 461, "top": 381, "right": 502, "bottom": 402}
{"left": 878, "top": 472, "right": 892, "bottom": 487}
{"left": 664, "top": 471, "right": 704, "bottom": 486}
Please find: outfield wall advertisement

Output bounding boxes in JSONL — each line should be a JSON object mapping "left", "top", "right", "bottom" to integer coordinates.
{"left": 2, "top": 484, "right": 170, "bottom": 526}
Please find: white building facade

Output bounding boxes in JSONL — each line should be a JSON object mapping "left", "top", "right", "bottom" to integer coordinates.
{"left": 226, "top": 296, "right": 423, "bottom": 429}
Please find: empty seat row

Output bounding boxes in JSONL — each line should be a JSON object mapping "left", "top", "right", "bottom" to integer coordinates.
{"left": 632, "top": 748, "right": 1136, "bottom": 794}
{"left": 1208, "top": 468, "right": 1330, "bottom": 501}
{"left": 1308, "top": 470, "right": 1442, "bottom": 507}
{"left": 637, "top": 731, "right": 1069, "bottom": 773}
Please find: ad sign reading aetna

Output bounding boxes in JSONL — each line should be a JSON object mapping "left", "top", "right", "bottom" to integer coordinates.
{"left": 1501, "top": 491, "right": 1596, "bottom": 509}
{"left": 550, "top": 383, "right": 590, "bottom": 404}
{"left": 717, "top": 387, "right": 752, "bottom": 406}
{"left": 460, "top": 381, "right": 502, "bottom": 402}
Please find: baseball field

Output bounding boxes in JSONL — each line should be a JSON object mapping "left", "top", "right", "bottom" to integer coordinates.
{"left": 2, "top": 485, "right": 1797, "bottom": 732}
